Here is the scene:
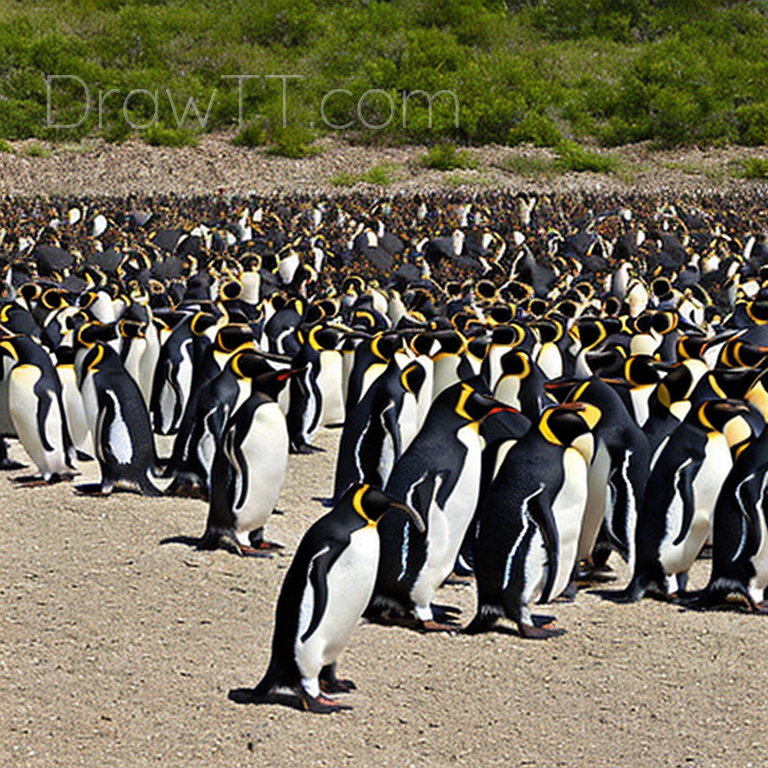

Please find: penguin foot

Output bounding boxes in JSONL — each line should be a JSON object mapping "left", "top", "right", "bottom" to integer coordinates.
{"left": 290, "top": 443, "right": 324, "bottom": 455}
{"left": 209, "top": 532, "right": 272, "bottom": 558}
{"left": 418, "top": 619, "right": 459, "bottom": 633}
{"left": 303, "top": 693, "right": 352, "bottom": 714}
{"left": 518, "top": 621, "right": 565, "bottom": 640}
{"left": 320, "top": 678, "right": 356, "bottom": 694}
{"left": 166, "top": 481, "right": 208, "bottom": 500}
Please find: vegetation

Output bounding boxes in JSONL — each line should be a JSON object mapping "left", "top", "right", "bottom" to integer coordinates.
{"left": 2, "top": 0, "right": 768, "bottom": 149}
{"left": 419, "top": 143, "right": 478, "bottom": 171}
{"left": 329, "top": 162, "right": 400, "bottom": 187}
{"left": 735, "top": 157, "right": 768, "bottom": 180}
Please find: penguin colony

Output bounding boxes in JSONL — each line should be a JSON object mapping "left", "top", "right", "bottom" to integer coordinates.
{"left": 3, "top": 189, "right": 768, "bottom": 712}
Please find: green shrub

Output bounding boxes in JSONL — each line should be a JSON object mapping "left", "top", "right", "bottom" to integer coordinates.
{"left": 503, "top": 154, "right": 560, "bottom": 177}
{"left": 420, "top": 143, "right": 477, "bottom": 171}
{"left": 232, "top": 123, "right": 267, "bottom": 148}
{"left": 737, "top": 157, "right": 768, "bottom": 180}
{"left": 143, "top": 125, "right": 198, "bottom": 147}
{"left": 507, "top": 112, "right": 562, "bottom": 147}
{"left": 0, "top": 139, "right": 13, "bottom": 153}
{"left": 554, "top": 140, "right": 618, "bottom": 173}
{"left": 24, "top": 142, "right": 49, "bottom": 158}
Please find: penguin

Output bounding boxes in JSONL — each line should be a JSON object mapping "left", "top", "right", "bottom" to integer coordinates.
{"left": 465, "top": 402, "right": 601, "bottom": 638}
{"left": 622, "top": 398, "right": 761, "bottom": 601}
{"left": 492, "top": 349, "right": 552, "bottom": 421}
{"left": 200, "top": 368, "right": 294, "bottom": 555}
{"left": 332, "top": 358, "right": 426, "bottom": 504}
{"left": 76, "top": 341, "right": 163, "bottom": 496}
{"left": 165, "top": 349, "right": 281, "bottom": 498}
{"left": 366, "top": 380, "right": 511, "bottom": 629}
{"left": 695, "top": 427, "right": 768, "bottom": 612}
{"left": 149, "top": 311, "right": 197, "bottom": 435}
{"left": 566, "top": 378, "right": 651, "bottom": 577}
{"left": 251, "top": 484, "right": 424, "bottom": 712}
{"left": 0, "top": 334, "right": 75, "bottom": 483}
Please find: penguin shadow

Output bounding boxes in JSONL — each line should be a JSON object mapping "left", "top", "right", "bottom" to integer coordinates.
{"left": 227, "top": 688, "right": 353, "bottom": 714}
{"left": 10, "top": 472, "right": 76, "bottom": 488}
{"left": 158, "top": 534, "right": 280, "bottom": 559}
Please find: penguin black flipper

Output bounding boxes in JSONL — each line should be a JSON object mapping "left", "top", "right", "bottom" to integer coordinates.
{"left": 528, "top": 487, "right": 560, "bottom": 604}
{"left": 671, "top": 457, "right": 699, "bottom": 548}
{"left": 300, "top": 536, "right": 351, "bottom": 644}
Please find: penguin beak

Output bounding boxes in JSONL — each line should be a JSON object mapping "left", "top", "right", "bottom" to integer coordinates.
{"left": 387, "top": 501, "right": 426, "bottom": 533}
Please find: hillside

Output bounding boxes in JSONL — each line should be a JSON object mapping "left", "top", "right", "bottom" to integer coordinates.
{"left": 1, "top": 0, "right": 768, "bottom": 153}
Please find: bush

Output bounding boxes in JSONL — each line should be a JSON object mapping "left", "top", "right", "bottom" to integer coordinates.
{"left": 232, "top": 123, "right": 267, "bottom": 148}
{"left": 0, "top": 139, "right": 13, "bottom": 153}
{"left": 142, "top": 125, "right": 198, "bottom": 147}
{"left": 554, "top": 141, "right": 618, "bottom": 173}
{"left": 737, "top": 158, "right": 768, "bottom": 181}
{"left": 507, "top": 112, "right": 562, "bottom": 147}
{"left": 420, "top": 143, "right": 477, "bottom": 171}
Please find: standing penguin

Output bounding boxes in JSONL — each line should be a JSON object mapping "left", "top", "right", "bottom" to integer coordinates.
{"left": 0, "top": 334, "right": 75, "bottom": 483}
{"left": 622, "top": 398, "right": 760, "bottom": 601}
{"left": 251, "top": 484, "right": 423, "bottom": 712}
{"left": 77, "top": 341, "right": 163, "bottom": 496}
{"left": 466, "top": 402, "right": 601, "bottom": 638}
{"left": 366, "top": 380, "right": 510, "bottom": 629}
{"left": 332, "top": 357, "right": 425, "bottom": 504}
{"left": 200, "top": 368, "right": 294, "bottom": 555}
{"left": 694, "top": 427, "right": 768, "bottom": 611}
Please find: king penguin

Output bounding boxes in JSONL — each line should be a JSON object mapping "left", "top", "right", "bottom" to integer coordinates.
{"left": 623, "top": 398, "right": 760, "bottom": 601}
{"left": 251, "top": 484, "right": 423, "bottom": 712}
{"left": 200, "top": 368, "right": 294, "bottom": 555}
{"left": 366, "top": 380, "right": 511, "bottom": 629}
{"left": 0, "top": 334, "right": 75, "bottom": 483}
{"left": 466, "top": 402, "right": 601, "bottom": 638}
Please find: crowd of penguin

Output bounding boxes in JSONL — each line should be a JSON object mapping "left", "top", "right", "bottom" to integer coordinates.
{"left": 3, "top": 188, "right": 768, "bottom": 713}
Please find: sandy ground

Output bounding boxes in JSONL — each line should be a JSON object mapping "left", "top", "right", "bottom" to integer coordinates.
{"left": 2, "top": 425, "right": 768, "bottom": 768}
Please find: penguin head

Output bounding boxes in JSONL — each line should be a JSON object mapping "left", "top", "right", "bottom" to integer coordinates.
{"left": 694, "top": 398, "right": 763, "bottom": 458}
{"left": 500, "top": 349, "right": 532, "bottom": 379}
{"left": 349, "top": 484, "right": 425, "bottom": 532}
{"left": 538, "top": 402, "right": 602, "bottom": 462}
{"left": 400, "top": 361, "right": 427, "bottom": 396}
{"left": 453, "top": 383, "right": 514, "bottom": 426}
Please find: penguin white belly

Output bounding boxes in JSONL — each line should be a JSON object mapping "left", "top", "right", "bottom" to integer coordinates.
{"left": 232, "top": 403, "right": 289, "bottom": 534}
{"left": 487, "top": 346, "right": 511, "bottom": 390}
{"left": 9, "top": 366, "right": 68, "bottom": 478}
{"left": 295, "top": 526, "right": 380, "bottom": 693}
{"left": 398, "top": 394, "right": 419, "bottom": 453}
{"left": 548, "top": 447, "right": 589, "bottom": 599}
{"left": 358, "top": 363, "right": 386, "bottom": 405}
{"left": 58, "top": 364, "right": 93, "bottom": 457}
{"left": 578, "top": 440, "right": 612, "bottom": 562}
{"left": 629, "top": 386, "right": 653, "bottom": 426}
{"left": 410, "top": 425, "right": 482, "bottom": 616}
{"left": 493, "top": 376, "right": 521, "bottom": 410}
{"left": 413, "top": 357, "right": 433, "bottom": 429}
{"left": 660, "top": 436, "right": 732, "bottom": 576}
{"left": 431, "top": 355, "right": 461, "bottom": 400}
{"left": 123, "top": 340, "right": 147, "bottom": 400}
{"left": 317, "top": 350, "right": 345, "bottom": 427}
{"left": 750, "top": 502, "right": 768, "bottom": 604}
{"left": 536, "top": 342, "right": 562, "bottom": 381}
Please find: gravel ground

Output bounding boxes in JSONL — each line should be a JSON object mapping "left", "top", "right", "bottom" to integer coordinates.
{"left": 2, "top": 427, "right": 768, "bottom": 768}
{"left": 2, "top": 138, "right": 768, "bottom": 768}
{"left": 0, "top": 133, "right": 767, "bottom": 198}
